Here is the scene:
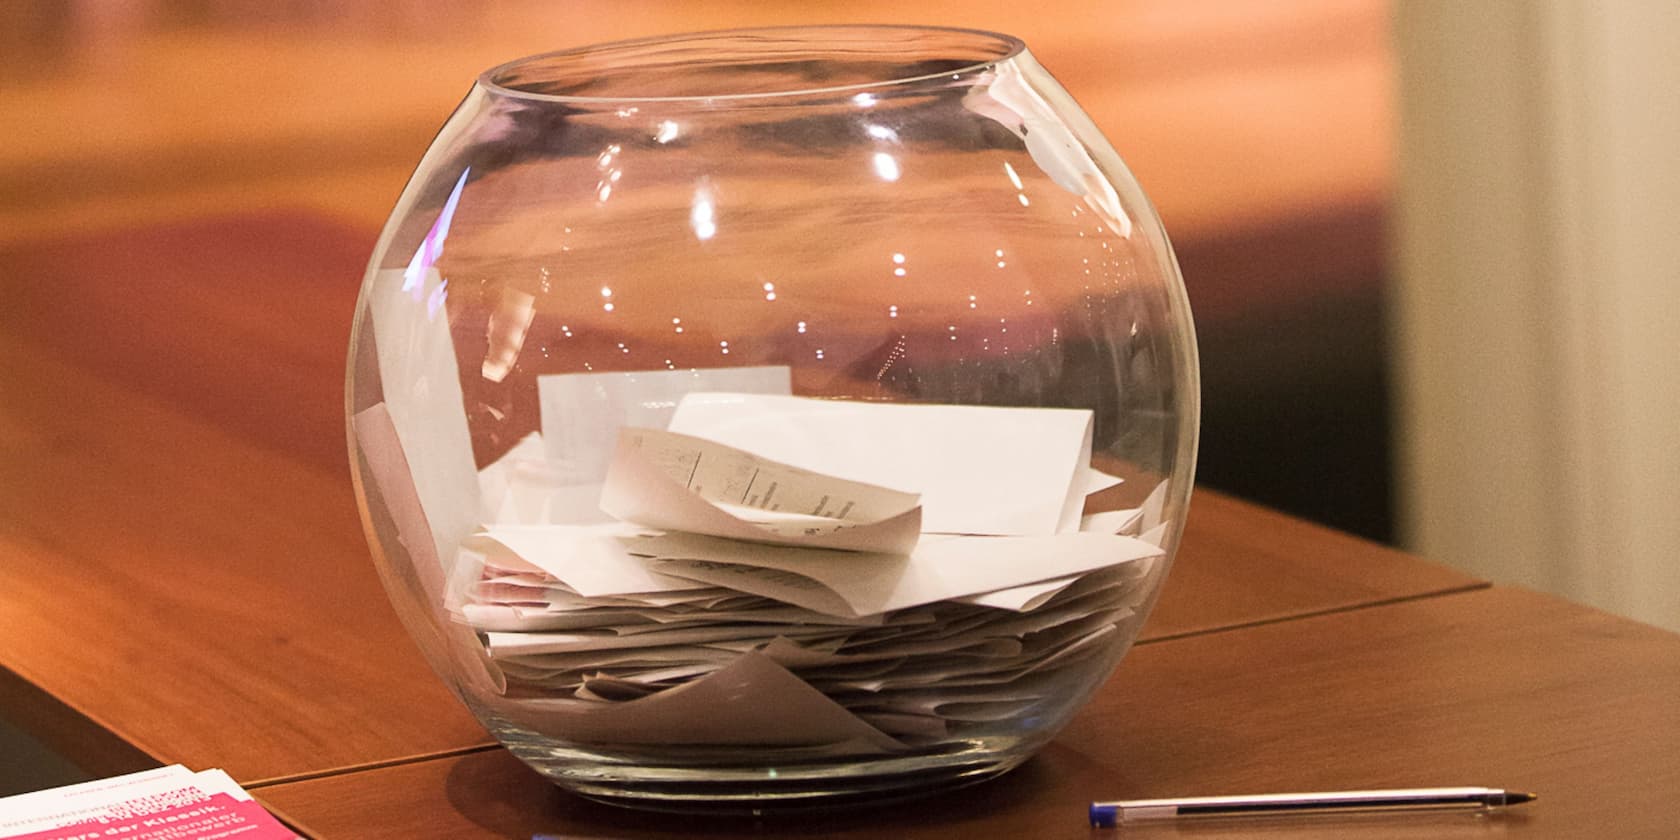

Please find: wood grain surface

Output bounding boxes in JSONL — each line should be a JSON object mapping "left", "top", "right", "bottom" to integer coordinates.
{"left": 253, "top": 586, "right": 1680, "bottom": 839}
{"left": 0, "top": 215, "right": 492, "bottom": 782}
{"left": 0, "top": 212, "right": 1473, "bottom": 784}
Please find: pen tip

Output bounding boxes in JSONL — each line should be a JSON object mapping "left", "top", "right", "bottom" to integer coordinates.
{"left": 1505, "top": 791, "right": 1537, "bottom": 806}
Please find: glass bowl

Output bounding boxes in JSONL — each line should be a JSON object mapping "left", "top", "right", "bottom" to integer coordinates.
{"left": 346, "top": 24, "right": 1198, "bottom": 811}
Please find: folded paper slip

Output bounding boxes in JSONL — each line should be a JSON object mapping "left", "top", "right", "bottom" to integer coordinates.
{"left": 668, "top": 392, "right": 1095, "bottom": 536}
{"left": 600, "top": 427, "right": 923, "bottom": 554}
{"left": 500, "top": 650, "right": 907, "bottom": 753}
{"left": 635, "top": 531, "right": 1163, "bottom": 617}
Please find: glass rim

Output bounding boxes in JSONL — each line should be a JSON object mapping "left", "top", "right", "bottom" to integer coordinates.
{"left": 479, "top": 24, "right": 1027, "bottom": 105}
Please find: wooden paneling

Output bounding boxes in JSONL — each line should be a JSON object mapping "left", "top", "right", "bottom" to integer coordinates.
{"left": 254, "top": 586, "right": 1680, "bottom": 838}
{"left": 0, "top": 0, "right": 1391, "bottom": 247}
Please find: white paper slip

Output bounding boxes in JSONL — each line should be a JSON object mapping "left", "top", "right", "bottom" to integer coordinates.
{"left": 667, "top": 393, "right": 1094, "bottom": 537}
{"left": 1081, "top": 467, "right": 1125, "bottom": 495}
{"left": 601, "top": 427, "right": 923, "bottom": 554}
{"left": 1135, "top": 478, "right": 1170, "bottom": 535}
{"left": 538, "top": 366, "right": 791, "bottom": 480}
{"left": 483, "top": 621, "right": 845, "bottom": 657}
{"left": 354, "top": 402, "right": 453, "bottom": 605}
{"left": 953, "top": 574, "right": 1084, "bottom": 611}
{"left": 366, "top": 266, "right": 480, "bottom": 584}
{"left": 460, "top": 603, "right": 666, "bottom": 633}
{"left": 493, "top": 645, "right": 744, "bottom": 676}
{"left": 471, "top": 524, "right": 706, "bottom": 599}
{"left": 639, "top": 531, "right": 1163, "bottom": 617}
{"left": 477, "top": 432, "right": 543, "bottom": 521}
{"left": 757, "top": 634, "right": 1025, "bottom": 669}
{"left": 1139, "top": 520, "right": 1171, "bottom": 548}
{"left": 1080, "top": 506, "right": 1145, "bottom": 536}
{"left": 504, "top": 650, "right": 907, "bottom": 753}
{"left": 478, "top": 432, "right": 615, "bottom": 526}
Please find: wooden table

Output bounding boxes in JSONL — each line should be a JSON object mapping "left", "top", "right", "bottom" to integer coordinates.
{"left": 252, "top": 587, "right": 1680, "bottom": 838}
{"left": 3, "top": 214, "right": 1677, "bottom": 837}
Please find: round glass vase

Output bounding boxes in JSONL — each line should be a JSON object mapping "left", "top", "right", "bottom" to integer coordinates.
{"left": 346, "top": 25, "right": 1198, "bottom": 812}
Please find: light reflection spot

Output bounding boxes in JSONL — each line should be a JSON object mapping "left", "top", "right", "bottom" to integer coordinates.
{"left": 1003, "top": 161, "right": 1023, "bottom": 190}
{"left": 872, "top": 152, "right": 901, "bottom": 182}
{"left": 691, "top": 186, "right": 717, "bottom": 241}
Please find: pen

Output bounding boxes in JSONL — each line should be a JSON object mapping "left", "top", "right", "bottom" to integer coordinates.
{"left": 1089, "top": 787, "right": 1537, "bottom": 827}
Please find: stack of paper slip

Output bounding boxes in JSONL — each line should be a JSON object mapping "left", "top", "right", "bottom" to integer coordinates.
{"left": 350, "top": 345, "right": 1175, "bottom": 754}
{"left": 0, "top": 766, "right": 297, "bottom": 840}
{"left": 358, "top": 275, "right": 1172, "bottom": 753}
{"left": 435, "top": 391, "right": 1171, "bottom": 752}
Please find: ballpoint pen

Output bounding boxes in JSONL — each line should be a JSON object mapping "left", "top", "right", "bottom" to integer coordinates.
{"left": 1089, "top": 787, "right": 1537, "bottom": 827}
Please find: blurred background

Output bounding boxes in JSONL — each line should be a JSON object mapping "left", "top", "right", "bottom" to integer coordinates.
{"left": 0, "top": 1, "right": 1672, "bottom": 627}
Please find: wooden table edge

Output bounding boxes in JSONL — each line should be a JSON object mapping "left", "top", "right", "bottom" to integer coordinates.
{"left": 0, "top": 662, "right": 162, "bottom": 778}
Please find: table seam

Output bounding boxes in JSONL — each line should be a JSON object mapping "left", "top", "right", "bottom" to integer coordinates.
{"left": 1136, "top": 581, "right": 1493, "bottom": 646}
{"left": 242, "top": 743, "right": 501, "bottom": 790}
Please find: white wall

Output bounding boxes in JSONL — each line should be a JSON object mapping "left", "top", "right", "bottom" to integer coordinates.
{"left": 1392, "top": 1, "right": 1680, "bottom": 631}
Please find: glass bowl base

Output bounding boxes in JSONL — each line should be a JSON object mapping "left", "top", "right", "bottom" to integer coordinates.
{"left": 491, "top": 725, "right": 1036, "bottom": 813}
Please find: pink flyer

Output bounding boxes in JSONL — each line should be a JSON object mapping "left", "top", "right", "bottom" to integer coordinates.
{"left": 3, "top": 791, "right": 296, "bottom": 840}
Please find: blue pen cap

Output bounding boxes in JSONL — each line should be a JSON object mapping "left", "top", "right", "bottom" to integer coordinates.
{"left": 1090, "top": 802, "right": 1121, "bottom": 828}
